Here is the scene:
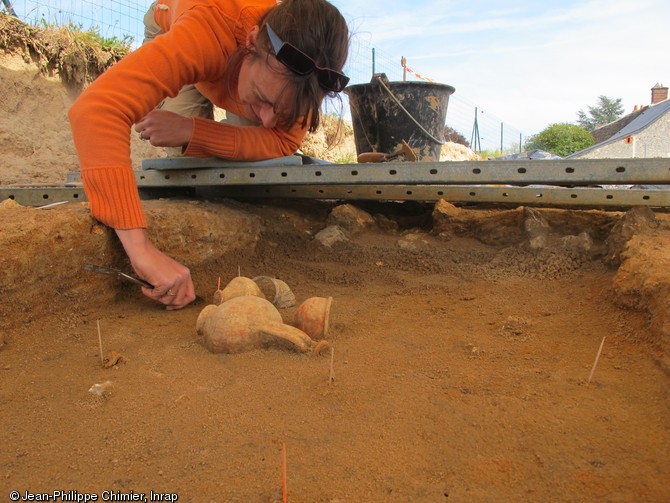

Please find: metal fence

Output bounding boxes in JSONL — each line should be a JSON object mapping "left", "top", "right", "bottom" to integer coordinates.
{"left": 347, "top": 39, "right": 525, "bottom": 155}
{"left": 4, "top": 0, "right": 526, "bottom": 154}
{"left": 6, "top": 0, "right": 147, "bottom": 44}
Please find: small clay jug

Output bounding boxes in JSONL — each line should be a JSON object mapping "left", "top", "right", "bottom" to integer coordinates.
{"left": 213, "top": 276, "right": 264, "bottom": 305}
{"left": 293, "top": 296, "right": 333, "bottom": 341}
{"left": 196, "top": 296, "right": 321, "bottom": 354}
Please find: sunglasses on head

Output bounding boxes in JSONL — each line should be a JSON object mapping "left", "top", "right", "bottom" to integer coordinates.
{"left": 265, "top": 23, "right": 350, "bottom": 93}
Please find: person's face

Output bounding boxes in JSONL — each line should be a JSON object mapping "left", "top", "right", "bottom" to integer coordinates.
{"left": 237, "top": 28, "right": 294, "bottom": 129}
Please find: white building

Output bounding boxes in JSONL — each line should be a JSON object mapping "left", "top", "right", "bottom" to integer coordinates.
{"left": 569, "top": 84, "right": 670, "bottom": 159}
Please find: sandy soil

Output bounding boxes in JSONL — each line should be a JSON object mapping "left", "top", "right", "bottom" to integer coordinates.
{"left": 1, "top": 52, "right": 670, "bottom": 503}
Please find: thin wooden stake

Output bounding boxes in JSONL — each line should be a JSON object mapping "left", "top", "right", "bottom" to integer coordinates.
{"left": 217, "top": 276, "right": 221, "bottom": 290}
{"left": 97, "top": 319, "right": 104, "bottom": 366}
{"left": 328, "top": 347, "right": 335, "bottom": 385}
{"left": 238, "top": 265, "right": 241, "bottom": 277}
{"left": 588, "top": 336, "right": 606, "bottom": 384}
{"left": 281, "top": 442, "right": 287, "bottom": 503}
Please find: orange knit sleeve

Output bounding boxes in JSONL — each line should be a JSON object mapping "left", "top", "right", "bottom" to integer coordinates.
{"left": 184, "top": 117, "right": 306, "bottom": 160}
{"left": 68, "top": 6, "right": 233, "bottom": 229}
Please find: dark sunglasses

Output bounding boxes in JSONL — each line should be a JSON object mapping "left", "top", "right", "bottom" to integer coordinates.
{"left": 265, "top": 23, "right": 350, "bottom": 93}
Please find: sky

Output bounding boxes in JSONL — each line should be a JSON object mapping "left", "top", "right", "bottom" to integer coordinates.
{"left": 329, "top": 0, "right": 670, "bottom": 137}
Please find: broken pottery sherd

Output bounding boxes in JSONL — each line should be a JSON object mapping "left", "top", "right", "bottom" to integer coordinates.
{"left": 252, "top": 276, "right": 296, "bottom": 308}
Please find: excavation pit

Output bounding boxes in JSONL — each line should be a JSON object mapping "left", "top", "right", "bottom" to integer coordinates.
{"left": 1, "top": 23, "right": 669, "bottom": 500}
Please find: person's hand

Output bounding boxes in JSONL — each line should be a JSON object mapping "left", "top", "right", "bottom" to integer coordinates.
{"left": 134, "top": 109, "right": 193, "bottom": 147}
{"left": 116, "top": 228, "right": 196, "bottom": 310}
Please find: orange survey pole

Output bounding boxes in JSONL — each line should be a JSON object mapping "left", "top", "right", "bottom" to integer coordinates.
{"left": 281, "top": 442, "right": 287, "bottom": 502}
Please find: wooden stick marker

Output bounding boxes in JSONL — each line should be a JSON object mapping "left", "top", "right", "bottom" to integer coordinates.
{"left": 588, "top": 336, "right": 606, "bottom": 384}
{"left": 97, "top": 319, "right": 104, "bottom": 366}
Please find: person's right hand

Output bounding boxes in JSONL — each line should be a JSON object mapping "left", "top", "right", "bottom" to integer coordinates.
{"left": 134, "top": 109, "right": 194, "bottom": 147}
{"left": 116, "top": 228, "right": 196, "bottom": 310}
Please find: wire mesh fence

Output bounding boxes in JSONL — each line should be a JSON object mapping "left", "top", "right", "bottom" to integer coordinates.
{"left": 346, "top": 40, "right": 525, "bottom": 155}
{"left": 4, "top": 0, "right": 526, "bottom": 154}
{"left": 7, "top": 0, "right": 147, "bottom": 44}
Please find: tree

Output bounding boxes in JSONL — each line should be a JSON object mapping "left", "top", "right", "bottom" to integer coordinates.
{"left": 524, "top": 123, "right": 594, "bottom": 157}
{"left": 576, "top": 95, "right": 625, "bottom": 131}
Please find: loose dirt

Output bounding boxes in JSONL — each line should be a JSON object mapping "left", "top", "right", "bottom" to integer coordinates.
{"left": 1, "top": 27, "right": 669, "bottom": 503}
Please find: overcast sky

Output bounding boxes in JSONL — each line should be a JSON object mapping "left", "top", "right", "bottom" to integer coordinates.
{"left": 331, "top": 0, "right": 669, "bottom": 136}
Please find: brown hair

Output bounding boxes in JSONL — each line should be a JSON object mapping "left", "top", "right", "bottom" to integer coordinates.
{"left": 225, "top": 0, "right": 349, "bottom": 132}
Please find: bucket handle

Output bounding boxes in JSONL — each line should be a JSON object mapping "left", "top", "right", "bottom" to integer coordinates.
{"left": 375, "top": 76, "right": 446, "bottom": 145}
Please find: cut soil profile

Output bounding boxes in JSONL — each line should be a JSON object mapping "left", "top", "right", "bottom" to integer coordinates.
{"left": 1, "top": 20, "right": 670, "bottom": 503}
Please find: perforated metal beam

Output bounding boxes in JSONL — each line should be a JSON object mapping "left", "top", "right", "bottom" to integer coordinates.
{"left": 200, "top": 184, "right": 669, "bottom": 207}
{"left": 0, "top": 187, "right": 87, "bottom": 206}
{"left": 4, "top": 158, "right": 670, "bottom": 209}
{"left": 66, "top": 158, "right": 670, "bottom": 187}
{"left": 3, "top": 184, "right": 668, "bottom": 208}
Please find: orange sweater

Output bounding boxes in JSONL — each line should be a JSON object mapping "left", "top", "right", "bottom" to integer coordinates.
{"left": 68, "top": 0, "right": 306, "bottom": 229}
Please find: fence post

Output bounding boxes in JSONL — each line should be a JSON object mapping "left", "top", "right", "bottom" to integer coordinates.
{"left": 372, "top": 48, "right": 376, "bottom": 76}
{"left": 471, "top": 107, "right": 481, "bottom": 153}
{"left": 2, "top": 0, "right": 17, "bottom": 16}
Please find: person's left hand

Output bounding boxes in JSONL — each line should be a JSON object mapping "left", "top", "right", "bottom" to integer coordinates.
{"left": 135, "top": 109, "right": 193, "bottom": 147}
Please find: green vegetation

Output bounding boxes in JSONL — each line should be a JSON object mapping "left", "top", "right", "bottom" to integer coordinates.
{"left": 53, "top": 20, "right": 134, "bottom": 53}
{"left": 478, "top": 149, "right": 503, "bottom": 159}
{"left": 30, "top": 18, "right": 132, "bottom": 54}
{"left": 524, "top": 123, "right": 594, "bottom": 157}
{"left": 334, "top": 150, "right": 357, "bottom": 164}
{"left": 0, "top": 12, "right": 130, "bottom": 86}
{"left": 521, "top": 95, "right": 624, "bottom": 156}
{"left": 576, "top": 95, "right": 624, "bottom": 131}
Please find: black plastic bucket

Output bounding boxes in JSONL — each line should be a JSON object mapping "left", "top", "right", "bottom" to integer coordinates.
{"left": 345, "top": 77, "right": 455, "bottom": 161}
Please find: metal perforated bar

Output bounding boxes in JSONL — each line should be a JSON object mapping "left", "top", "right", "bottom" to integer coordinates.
{"left": 64, "top": 158, "right": 670, "bottom": 187}
{"left": 0, "top": 187, "right": 87, "bottom": 206}
{"left": 2, "top": 184, "right": 669, "bottom": 207}
{"left": 204, "top": 184, "right": 670, "bottom": 207}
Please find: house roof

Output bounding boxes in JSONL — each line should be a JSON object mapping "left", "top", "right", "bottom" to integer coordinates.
{"left": 567, "top": 99, "right": 670, "bottom": 158}
{"left": 590, "top": 108, "right": 646, "bottom": 144}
